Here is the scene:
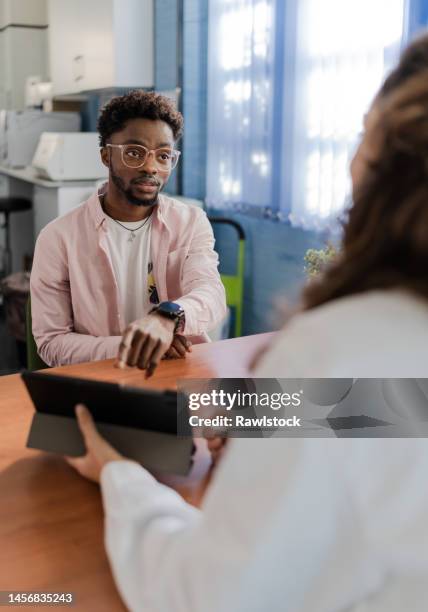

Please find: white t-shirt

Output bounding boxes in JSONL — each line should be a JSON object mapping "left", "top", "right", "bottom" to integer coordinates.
{"left": 100, "top": 289, "right": 428, "bottom": 612}
{"left": 105, "top": 214, "right": 158, "bottom": 326}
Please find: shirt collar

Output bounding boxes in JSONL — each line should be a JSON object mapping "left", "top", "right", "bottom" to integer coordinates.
{"left": 87, "top": 181, "right": 108, "bottom": 229}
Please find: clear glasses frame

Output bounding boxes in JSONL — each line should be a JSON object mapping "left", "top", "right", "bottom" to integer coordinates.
{"left": 105, "top": 143, "right": 181, "bottom": 170}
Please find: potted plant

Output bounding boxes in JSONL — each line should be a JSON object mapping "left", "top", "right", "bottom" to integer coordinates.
{"left": 304, "top": 243, "right": 338, "bottom": 277}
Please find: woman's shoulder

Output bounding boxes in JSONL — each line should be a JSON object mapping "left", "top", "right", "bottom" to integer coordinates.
{"left": 301, "top": 288, "right": 427, "bottom": 321}
{"left": 287, "top": 289, "right": 428, "bottom": 336}
{"left": 254, "top": 290, "right": 428, "bottom": 378}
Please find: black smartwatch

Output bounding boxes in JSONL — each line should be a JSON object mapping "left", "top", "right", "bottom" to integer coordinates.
{"left": 152, "top": 301, "right": 185, "bottom": 334}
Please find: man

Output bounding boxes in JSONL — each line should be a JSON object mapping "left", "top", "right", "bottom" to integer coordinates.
{"left": 30, "top": 91, "right": 226, "bottom": 372}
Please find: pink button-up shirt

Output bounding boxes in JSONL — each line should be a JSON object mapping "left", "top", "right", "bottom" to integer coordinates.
{"left": 30, "top": 188, "right": 226, "bottom": 366}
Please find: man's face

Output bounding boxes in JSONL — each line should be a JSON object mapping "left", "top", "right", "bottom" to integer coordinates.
{"left": 101, "top": 118, "right": 175, "bottom": 207}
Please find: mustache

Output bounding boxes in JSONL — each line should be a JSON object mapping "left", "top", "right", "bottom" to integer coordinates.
{"left": 131, "top": 175, "right": 161, "bottom": 187}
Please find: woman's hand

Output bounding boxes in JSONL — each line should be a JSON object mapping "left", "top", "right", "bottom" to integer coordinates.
{"left": 65, "top": 404, "right": 126, "bottom": 483}
{"left": 205, "top": 435, "right": 228, "bottom": 465}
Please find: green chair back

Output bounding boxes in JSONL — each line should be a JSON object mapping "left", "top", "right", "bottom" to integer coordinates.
{"left": 208, "top": 217, "right": 245, "bottom": 338}
{"left": 26, "top": 297, "right": 49, "bottom": 371}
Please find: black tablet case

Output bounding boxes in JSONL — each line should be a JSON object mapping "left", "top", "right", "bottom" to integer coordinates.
{"left": 22, "top": 371, "right": 193, "bottom": 475}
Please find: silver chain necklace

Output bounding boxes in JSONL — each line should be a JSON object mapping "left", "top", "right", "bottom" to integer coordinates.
{"left": 101, "top": 194, "right": 152, "bottom": 242}
{"left": 112, "top": 214, "right": 152, "bottom": 242}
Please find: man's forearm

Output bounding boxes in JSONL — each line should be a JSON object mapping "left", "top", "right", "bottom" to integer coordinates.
{"left": 37, "top": 332, "right": 122, "bottom": 367}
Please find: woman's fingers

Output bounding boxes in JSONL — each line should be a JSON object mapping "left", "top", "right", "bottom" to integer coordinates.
{"left": 75, "top": 404, "right": 100, "bottom": 447}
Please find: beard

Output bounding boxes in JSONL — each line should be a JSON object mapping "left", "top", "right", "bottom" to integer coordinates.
{"left": 110, "top": 160, "right": 161, "bottom": 208}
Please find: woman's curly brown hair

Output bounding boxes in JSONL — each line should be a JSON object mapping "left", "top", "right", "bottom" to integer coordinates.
{"left": 97, "top": 90, "right": 184, "bottom": 147}
{"left": 302, "top": 33, "right": 428, "bottom": 311}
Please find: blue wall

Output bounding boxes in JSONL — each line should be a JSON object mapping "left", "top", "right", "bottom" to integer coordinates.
{"left": 208, "top": 211, "right": 324, "bottom": 335}
{"left": 182, "top": 1, "right": 208, "bottom": 199}
{"left": 154, "top": 0, "right": 208, "bottom": 199}
{"left": 153, "top": 0, "right": 180, "bottom": 194}
{"left": 154, "top": 0, "right": 179, "bottom": 91}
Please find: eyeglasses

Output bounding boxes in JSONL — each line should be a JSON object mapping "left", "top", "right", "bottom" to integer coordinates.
{"left": 106, "top": 143, "right": 181, "bottom": 171}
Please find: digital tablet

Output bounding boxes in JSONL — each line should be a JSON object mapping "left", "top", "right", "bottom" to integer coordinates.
{"left": 22, "top": 371, "right": 193, "bottom": 475}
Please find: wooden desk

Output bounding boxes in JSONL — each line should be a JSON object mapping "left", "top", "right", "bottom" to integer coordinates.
{"left": 0, "top": 333, "right": 273, "bottom": 611}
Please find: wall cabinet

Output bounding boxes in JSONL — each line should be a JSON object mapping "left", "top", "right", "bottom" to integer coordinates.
{"left": 48, "top": 0, "right": 154, "bottom": 95}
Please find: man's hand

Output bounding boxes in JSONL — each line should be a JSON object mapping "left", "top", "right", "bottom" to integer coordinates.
{"left": 164, "top": 335, "right": 192, "bottom": 360}
{"left": 65, "top": 404, "right": 126, "bottom": 483}
{"left": 117, "top": 313, "right": 175, "bottom": 376}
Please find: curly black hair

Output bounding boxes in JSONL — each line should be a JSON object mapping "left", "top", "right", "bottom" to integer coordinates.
{"left": 97, "top": 90, "right": 184, "bottom": 147}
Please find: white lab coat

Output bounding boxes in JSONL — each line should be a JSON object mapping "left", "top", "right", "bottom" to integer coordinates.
{"left": 101, "top": 290, "right": 428, "bottom": 611}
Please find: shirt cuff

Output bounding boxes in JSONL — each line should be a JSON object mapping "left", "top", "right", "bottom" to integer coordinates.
{"left": 100, "top": 460, "right": 157, "bottom": 515}
{"left": 102, "top": 335, "right": 123, "bottom": 360}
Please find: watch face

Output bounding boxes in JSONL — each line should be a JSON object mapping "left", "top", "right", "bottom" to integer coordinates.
{"left": 159, "top": 301, "right": 182, "bottom": 315}
{"left": 156, "top": 302, "right": 185, "bottom": 333}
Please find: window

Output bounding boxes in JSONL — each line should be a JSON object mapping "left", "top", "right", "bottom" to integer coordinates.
{"left": 286, "top": 0, "right": 405, "bottom": 229}
{"left": 206, "top": 0, "right": 275, "bottom": 211}
{"left": 207, "top": 0, "right": 408, "bottom": 230}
